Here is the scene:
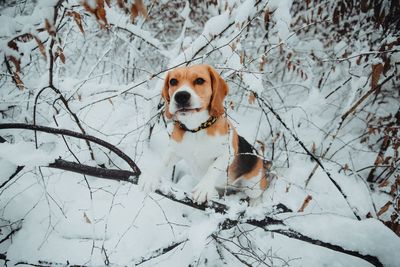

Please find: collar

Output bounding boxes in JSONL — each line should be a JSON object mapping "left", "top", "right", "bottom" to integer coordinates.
{"left": 174, "top": 116, "right": 218, "bottom": 133}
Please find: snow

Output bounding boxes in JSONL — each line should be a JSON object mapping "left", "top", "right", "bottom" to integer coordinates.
{"left": 0, "top": 141, "right": 61, "bottom": 167}
{"left": 268, "top": 0, "right": 293, "bottom": 40}
{"left": 180, "top": 1, "right": 191, "bottom": 19}
{"left": 107, "top": 7, "right": 164, "bottom": 50}
{"left": 234, "top": 0, "right": 255, "bottom": 24}
{"left": 242, "top": 72, "right": 264, "bottom": 94}
{"left": 0, "top": 0, "right": 399, "bottom": 266}
{"left": 284, "top": 215, "right": 400, "bottom": 267}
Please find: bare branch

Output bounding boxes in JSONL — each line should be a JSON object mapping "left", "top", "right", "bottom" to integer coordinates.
{"left": 0, "top": 123, "right": 141, "bottom": 175}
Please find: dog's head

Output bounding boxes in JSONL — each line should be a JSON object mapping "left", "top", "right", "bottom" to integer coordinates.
{"left": 162, "top": 64, "right": 228, "bottom": 119}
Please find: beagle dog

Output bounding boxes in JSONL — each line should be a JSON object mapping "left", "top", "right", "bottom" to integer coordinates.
{"left": 139, "top": 64, "right": 269, "bottom": 204}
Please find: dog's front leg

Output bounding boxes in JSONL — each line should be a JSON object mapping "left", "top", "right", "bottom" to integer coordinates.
{"left": 192, "top": 153, "right": 229, "bottom": 204}
{"left": 139, "top": 147, "right": 180, "bottom": 193}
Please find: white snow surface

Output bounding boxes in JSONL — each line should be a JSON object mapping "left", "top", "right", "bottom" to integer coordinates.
{"left": 283, "top": 214, "right": 400, "bottom": 267}
{"left": 0, "top": 0, "right": 399, "bottom": 267}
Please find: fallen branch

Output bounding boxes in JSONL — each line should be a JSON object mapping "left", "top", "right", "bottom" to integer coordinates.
{"left": 15, "top": 260, "right": 85, "bottom": 267}
{"left": 48, "top": 159, "right": 137, "bottom": 182}
{"left": 0, "top": 135, "right": 24, "bottom": 190}
{"left": 134, "top": 239, "right": 188, "bottom": 265}
{"left": 0, "top": 226, "right": 21, "bottom": 244}
{"left": 269, "top": 229, "right": 382, "bottom": 267}
{"left": 0, "top": 123, "right": 141, "bottom": 176}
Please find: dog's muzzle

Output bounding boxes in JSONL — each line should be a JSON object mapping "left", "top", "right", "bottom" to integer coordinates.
{"left": 174, "top": 91, "right": 191, "bottom": 107}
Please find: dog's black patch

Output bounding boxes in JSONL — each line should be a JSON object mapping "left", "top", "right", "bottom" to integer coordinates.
{"left": 233, "top": 135, "right": 259, "bottom": 178}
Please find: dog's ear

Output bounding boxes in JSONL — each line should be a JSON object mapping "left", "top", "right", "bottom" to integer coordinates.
{"left": 162, "top": 72, "right": 173, "bottom": 119}
{"left": 207, "top": 65, "right": 228, "bottom": 117}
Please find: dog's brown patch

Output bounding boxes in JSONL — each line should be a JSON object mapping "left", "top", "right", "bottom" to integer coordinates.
{"left": 259, "top": 170, "right": 268, "bottom": 190}
{"left": 171, "top": 123, "right": 185, "bottom": 142}
{"left": 206, "top": 117, "right": 229, "bottom": 136}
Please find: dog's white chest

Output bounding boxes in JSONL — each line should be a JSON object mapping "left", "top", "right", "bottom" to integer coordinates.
{"left": 172, "top": 131, "right": 229, "bottom": 177}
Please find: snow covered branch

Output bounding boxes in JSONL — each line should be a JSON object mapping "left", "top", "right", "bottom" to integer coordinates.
{"left": 0, "top": 123, "right": 141, "bottom": 176}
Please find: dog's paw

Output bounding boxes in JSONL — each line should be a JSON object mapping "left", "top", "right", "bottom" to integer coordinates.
{"left": 192, "top": 180, "right": 217, "bottom": 204}
{"left": 138, "top": 173, "right": 160, "bottom": 193}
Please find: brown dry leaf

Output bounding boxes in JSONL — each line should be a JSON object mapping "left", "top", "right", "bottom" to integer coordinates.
{"left": 240, "top": 52, "right": 245, "bottom": 64}
{"left": 356, "top": 56, "right": 362, "bottom": 65}
{"left": 317, "top": 6, "right": 323, "bottom": 16}
{"left": 371, "top": 63, "right": 383, "bottom": 90}
{"left": 342, "top": 163, "right": 349, "bottom": 172}
{"left": 83, "top": 0, "right": 96, "bottom": 14}
{"left": 333, "top": 7, "right": 340, "bottom": 24}
{"left": 96, "top": 0, "right": 104, "bottom": 8}
{"left": 287, "top": 61, "right": 292, "bottom": 71}
{"left": 272, "top": 132, "right": 280, "bottom": 143}
{"left": 383, "top": 156, "right": 392, "bottom": 164}
{"left": 375, "top": 155, "right": 383, "bottom": 165}
{"left": 311, "top": 142, "right": 316, "bottom": 154}
{"left": 368, "top": 127, "right": 376, "bottom": 135}
{"left": 130, "top": 4, "right": 138, "bottom": 23}
{"left": 8, "top": 56, "right": 21, "bottom": 73}
{"left": 135, "top": 0, "right": 148, "bottom": 17}
{"left": 248, "top": 92, "right": 256, "bottom": 104}
{"left": 108, "top": 98, "right": 113, "bottom": 105}
{"left": 16, "top": 33, "right": 33, "bottom": 42}
{"left": 264, "top": 8, "right": 270, "bottom": 24}
{"left": 377, "top": 201, "right": 392, "bottom": 217}
{"left": 298, "top": 195, "right": 312, "bottom": 212}
{"left": 83, "top": 212, "right": 92, "bottom": 224}
{"left": 117, "top": 0, "right": 126, "bottom": 9}
{"left": 45, "top": 19, "right": 56, "bottom": 36}
{"left": 229, "top": 101, "right": 235, "bottom": 110}
{"left": 378, "top": 179, "right": 389, "bottom": 188}
{"left": 96, "top": 6, "right": 108, "bottom": 25}
{"left": 7, "top": 40, "right": 18, "bottom": 51}
{"left": 256, "top": 140, "right": 265, "bottom": 154}
{"left": 56, "top": 47, "right": 65, "bottom": 64}
{"left": 68, "top": 11, "right": 84, "bottom": 34}
{"left": 259, "top": 55, "right": 266, "bottom": 71}
{"left": 13, "top": 72, "right": 24, "bottom": 90}
{"left": 33, "top": 35, "right": 46, "bottom": 60}
{"left": 390, "top": 175, "right": 400, "bottom": 195}
{"left": 360, "top": 0, "right": 369, "bottom": 12}
{"left": 278, "top": 41, "right": 283, "bottom": 54}
{"left": 391, "top": 221, "right": 400, "bottom": 237}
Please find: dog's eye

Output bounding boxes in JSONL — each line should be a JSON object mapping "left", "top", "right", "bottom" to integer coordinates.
{"left": 194, "top": 78, "right": 205, "bottom": 85}
{"left": 169, "top": 78, "right": 178, "bottom": 86}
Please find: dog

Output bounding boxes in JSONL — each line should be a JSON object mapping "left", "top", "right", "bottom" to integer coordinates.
{"left": 139, "top": 64, "right": 269, "bottom": 204}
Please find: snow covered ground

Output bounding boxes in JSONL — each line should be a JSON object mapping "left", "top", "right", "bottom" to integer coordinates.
{"left": 1, "top": 0, "right": 399, "bottom": 266}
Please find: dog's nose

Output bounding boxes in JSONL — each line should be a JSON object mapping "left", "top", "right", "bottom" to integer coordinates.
{"left": 174, "top": 91, "right": 191, "bottom": 106}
